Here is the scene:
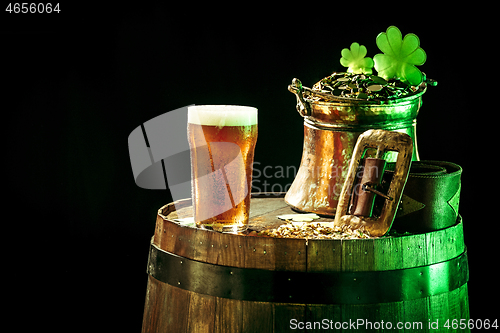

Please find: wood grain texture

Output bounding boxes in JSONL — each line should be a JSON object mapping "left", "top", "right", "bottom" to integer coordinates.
{"left": 142, "top": 196, "right": 470, "bottom": 332}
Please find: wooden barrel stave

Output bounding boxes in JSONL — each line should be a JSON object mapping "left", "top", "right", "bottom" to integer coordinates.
{"left": 143, "top": 278, "right": 470, "bottom": 332}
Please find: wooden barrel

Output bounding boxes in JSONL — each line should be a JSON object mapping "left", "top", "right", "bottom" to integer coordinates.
{"left": 142, "top": 194, "right": 469, "bottom": 333}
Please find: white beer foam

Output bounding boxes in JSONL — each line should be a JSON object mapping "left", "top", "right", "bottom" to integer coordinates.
{"left": 188, "top": 105, "right": 258, "bottom": 127}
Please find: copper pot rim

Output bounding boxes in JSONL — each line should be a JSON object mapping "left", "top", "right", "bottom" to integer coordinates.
{"left": 304, "top": 84, "right": 427, "bottom": 107}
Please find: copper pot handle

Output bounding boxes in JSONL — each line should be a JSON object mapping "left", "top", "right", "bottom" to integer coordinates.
{"left": 288, "top": 78, "right": 311, "bottom": 117}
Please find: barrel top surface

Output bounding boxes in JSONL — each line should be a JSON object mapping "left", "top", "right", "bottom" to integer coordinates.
{"left": 159, "top": 194, "right": 352, "bottom": 233}
{"left": 152, "top": 193, "right": 465, "bottom": 272}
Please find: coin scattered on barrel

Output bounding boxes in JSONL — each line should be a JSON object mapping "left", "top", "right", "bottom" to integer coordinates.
{"left": 260, "top": 222, "right": 372, "bottom": 239}
{"left": 258, "top": 214, "right": 372, "bottom": 239}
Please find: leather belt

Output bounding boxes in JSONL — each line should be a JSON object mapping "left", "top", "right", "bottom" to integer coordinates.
{"left": 384, "top": 160, "right": 462, "bottom": 233}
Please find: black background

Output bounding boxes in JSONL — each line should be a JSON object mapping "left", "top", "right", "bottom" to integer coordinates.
{"left": 3, "top": 4, "right": 496, "bottom": 332}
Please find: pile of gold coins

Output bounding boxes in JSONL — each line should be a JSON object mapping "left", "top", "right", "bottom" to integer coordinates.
{"left": 311, "top": 72, "right": 423, "bottom": 100}
{"left": 260, "top": 220, "right": 372, "bottom": 240}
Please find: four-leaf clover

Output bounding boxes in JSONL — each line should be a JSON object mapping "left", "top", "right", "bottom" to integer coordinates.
{"left": 373, "top": 26, "right": 427, "bottom": 86}
{"left": 340, "top": 42, "right": 374, "bottom": 74}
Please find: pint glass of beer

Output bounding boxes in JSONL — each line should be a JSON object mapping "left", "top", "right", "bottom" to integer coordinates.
{"left": 187, "top": 105, "right": 258, "bottom": 232}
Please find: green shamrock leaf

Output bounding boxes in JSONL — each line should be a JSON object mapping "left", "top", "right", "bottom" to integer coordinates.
{"left": 373, "top": 26, "right": 427, "bottom": 86}
{"left": 340, "top": 42, "right": 374, "bottom": 74}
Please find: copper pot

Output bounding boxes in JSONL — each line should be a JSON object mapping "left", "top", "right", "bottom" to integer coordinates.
{"left": 284, "top": 78, "right": 425, "bottom": 216}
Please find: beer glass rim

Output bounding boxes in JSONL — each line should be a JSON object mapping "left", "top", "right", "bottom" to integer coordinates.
{"left": 188, "top": 105, "right": 257, "bottom": 111}
{"left": 188, "top": 105, "right": 258, "bottom": 126}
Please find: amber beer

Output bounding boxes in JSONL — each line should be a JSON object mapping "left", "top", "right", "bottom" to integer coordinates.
{"left": 188, "top": 105, "right": 258, "bottom": 232}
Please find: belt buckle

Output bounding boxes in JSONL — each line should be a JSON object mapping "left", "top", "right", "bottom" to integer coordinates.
{"left": 334, "top": 129, "right": 413, "bottom": 237}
